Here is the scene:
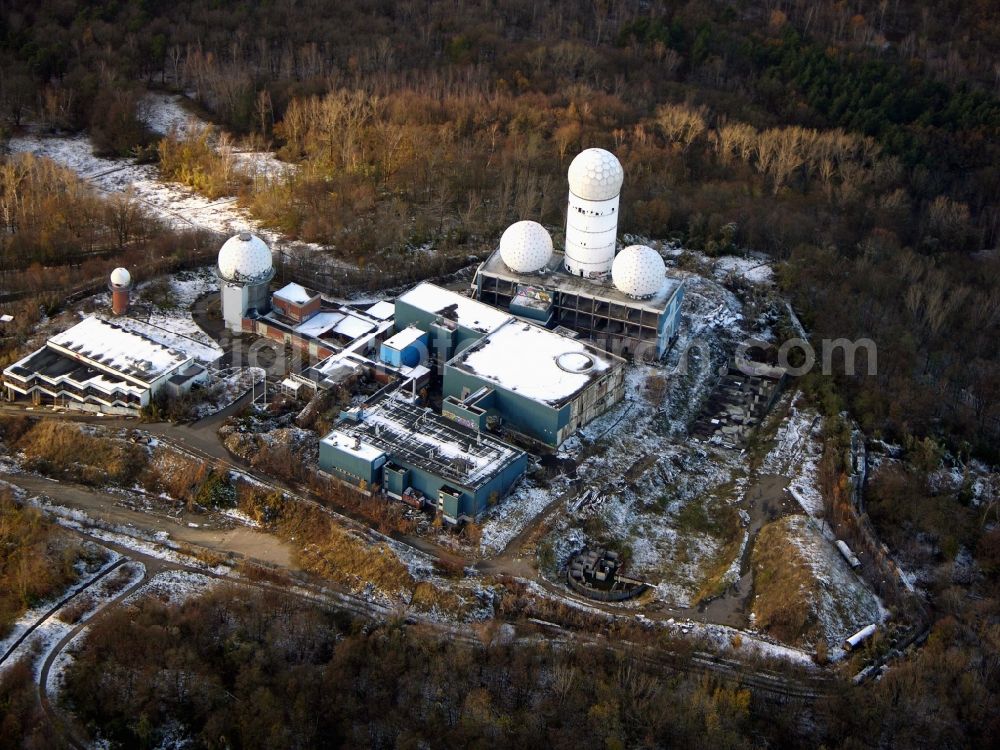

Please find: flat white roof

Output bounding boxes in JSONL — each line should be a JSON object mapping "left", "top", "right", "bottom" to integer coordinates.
{"left": 274, "top": 282, "right": 316, "bottom": 305}
{"left": 452, "top": 320, "right": 617, "bottom": 405}
{"left": 366, "top": 300, "right": 395, "bottom": 320}
{"left": 293, "top": 310, "right": 374, "bottom": 341}
{"left": 48, "top": 316, "right": 190, "bottom": 384}
{"left": 397, "top": 282, "right": 510, "bottom": 334}
{"left": 322, "top": 430, "right": 386, "bottom": 462}
{"left": 333, "top": 314, "right": 375, "bottom": 339}
{"left": 383, "top": 325, "right": 426, "bottom": 350}
{"left": 294, "top": 311, "right": 343, "bottom": 338}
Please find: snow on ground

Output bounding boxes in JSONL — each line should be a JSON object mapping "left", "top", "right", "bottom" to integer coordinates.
{"left": 515, "top": 269, "right": 754, "bottom": 608}
{"left": 665, "top": 618, "right": 816, "bottom": 667}
{"left": 80, "top": 267, "right": 222, "bottom": 364}
{"left": 140, "top": 92, "right": 208, "bottom": 138}
{"left": 167, "top": 267, "right": 220, "bottom": 307}
{"left": 32, "top": 498, "right": 233, "bottom": 576}
{"left": 190, "top": 367, "right": 264, "bottom": 419}
{"left": 219, "top": 507, "right": 262, "bottom": 528}
{"left": 44, "top": 561, "right": 147, "bottom": 696}
{"left": 7, "top": 97, "right": 342, "bottom": 269}
{"left": 126, "top": 569, "right": 218, "bottom": 607}
{"left": 0, "top": 550, "right": 120, "bottom": 672}
{"left": 761, "top": 394, "right": 824, "bottom": 517}
{"left": 713, "top": 255, "right": 775, "bottom": 285}
{"left": 480, "top": 479, "right": 562, "bottom": 556}
{"left": 660, "top": 272, "right": 746, "bottom": 434}
{"left": 772, "top": 514, "right": 883, "bottom": 653}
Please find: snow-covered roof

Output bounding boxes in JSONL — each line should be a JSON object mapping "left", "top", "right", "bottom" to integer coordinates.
{"left": 322, "top": 430, "right": 386, "bottom": 463}
{"left": 383, "top": 326, "right": 426, "bottom": 350}
{"left": 450, "top": 320, "right": 620, "bottom": 405}
{"left": 294, "top": 311, "right": 343, "bottom": 338}
{"left": 333, "top": 314, "right": 375, "bottom": 339}
{"left": 365, "top": 300, "right": 395, "bottom": 320}
{"left": 274, "top": 282, "right": 316, "bottom": 305}
{"left": 330, "top": 396, "right": 524, "bottom": 489}
{"left": 293, "top": 311, "right": 375, "bottom": 341}
{"left": 47, "top": 316, "right": 191, "bottom": 384}
{"left": 396, "top": 283, "right": 510, "bottom": 334}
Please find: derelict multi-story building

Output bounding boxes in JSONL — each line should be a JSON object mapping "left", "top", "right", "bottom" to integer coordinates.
{"left": 2, "top": 316, "right": 207, "bottom": 414}
{"left": 473, "top": 148, "right": 685, "bottom": 360}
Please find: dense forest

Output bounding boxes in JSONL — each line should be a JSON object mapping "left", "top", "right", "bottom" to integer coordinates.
{"left": 0, "top": 1, "right": 999, "bottom": 747}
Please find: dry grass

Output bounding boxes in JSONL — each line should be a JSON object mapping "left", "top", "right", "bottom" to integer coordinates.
{"left": 15, "top": 421, "right": 147, "bottom": 486}
{"left": 750, "top": 516, "right": 818, "bottom": 645}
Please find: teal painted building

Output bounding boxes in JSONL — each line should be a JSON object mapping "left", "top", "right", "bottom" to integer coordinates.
{"left": 443, "top": 319, "right": 626, "bottom": 448}
{"left": 318, "top": 396, "right": 528, "bottom": 524}
{"left": 392, "top": 282, "right": 510, "bottom": 362}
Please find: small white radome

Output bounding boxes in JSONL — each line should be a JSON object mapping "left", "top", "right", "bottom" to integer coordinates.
{"left": 612, "top": 245, "right": 666, "bottom": 298}
{"left": 567, "top": 148, "right": 624, "bottom": 202}
{"left": 217, "top": 232, "right": 273, "bottom": 283}
{"left": 499, "top": 220, "right": 553, "bottom": 273}
{"left": 109, "top": 267, "right": 131, "bottom": 287}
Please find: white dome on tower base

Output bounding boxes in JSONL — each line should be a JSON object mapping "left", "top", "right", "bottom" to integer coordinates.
{"left": 499, "top": 220, "right": 553, "bottom": 273}
{"left": 612, "top": 245, "right": 666, "bottom": 299}
{"left": 109, "top": 267, "right": 131, "bottom": 288}
{"left": 567, "top": 148, "right": 624, "bottom": 202}
{"left": 217, "top": 232, "right": 274, "bottom": 284}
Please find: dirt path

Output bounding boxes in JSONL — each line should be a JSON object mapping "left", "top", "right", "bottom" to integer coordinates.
{"left": 0, "top": 558, "right": 126, "bottom": 668}
{"left": 37, "top": 561, "right": 153, "bottom": 750}
{"left": 4, "top": 472, "right": 296, "bottom": 568}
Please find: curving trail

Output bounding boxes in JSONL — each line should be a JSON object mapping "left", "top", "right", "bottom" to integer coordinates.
{"left": 37, "top": 560, "right": 153, "bottom": 750}
{"left": 0, "top": 558, "right": 127, "bottom": 668}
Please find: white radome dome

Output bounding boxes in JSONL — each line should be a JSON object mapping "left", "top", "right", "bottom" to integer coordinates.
{"left": 218, "top": 232, "right": 273, "bottom": 283}
{"left": 499, "top": 220, "right": 553, "bottom": 273}
{"left": 109, "top": 267, "right": 131, "bottom": 287}
{"left": 612, "top": 245, "right": 666, "bottom": 298}
{"left": 567, "top": 148, "right": 624, "bottom": 202}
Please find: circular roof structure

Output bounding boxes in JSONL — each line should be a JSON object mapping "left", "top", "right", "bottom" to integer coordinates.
{"left": 567, "top": 148, "right": 624, "bottom": 202}
{"left": 612, "top": 245, "right": 666, "bottom": 299}
{"left": 499, "top": 220, "right": 553, "bottom": 273}
{"left": 555, "top": 351, "right": 596, "bottom": 373}
{"left": 217, "top": 232, "right": 273, "bottom": 283}
{"left": 109, "top": 267, "right": 131, "bottom": 287}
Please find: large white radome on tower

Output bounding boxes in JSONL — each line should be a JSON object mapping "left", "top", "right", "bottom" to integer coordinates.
{"left": 499, "top": 220, "right": 553, "bottom": 273}
{"left": 218, "top": 232, "right": 273, "bottom": 283}
{"left": 567, "top": 148, "right": 624, "bottom": 202}
{"left": 612, "top": 245, "right": 666, "bottom": 298}
{"left": 564, "top": 148, "right": 624, "bottom": 278}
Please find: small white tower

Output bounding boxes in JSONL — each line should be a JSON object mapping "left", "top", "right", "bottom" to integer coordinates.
{"left": 499, "top": 220, "right": 553, "bottom": 273}
{"left": 611, "top": 245, "right": 666, "bottom": 299}
{"left": 109, "top": 267, "right": 132, "bottom": 315}
{"left": 216, "top": 232, "right": 275, "bottom": 332}
{"left": 564, "top": 148, "right": 624, "bottom": 278}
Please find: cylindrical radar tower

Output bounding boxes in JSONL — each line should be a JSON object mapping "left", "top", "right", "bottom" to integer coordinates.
{"left": 564, "top": 148, "right": 624, "bottom": 278}
{"left": 109, "top": 267, "right": 132, "bottom": 316}
{"left": 216, "top": 231, "right": 275, "bottom": 332}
